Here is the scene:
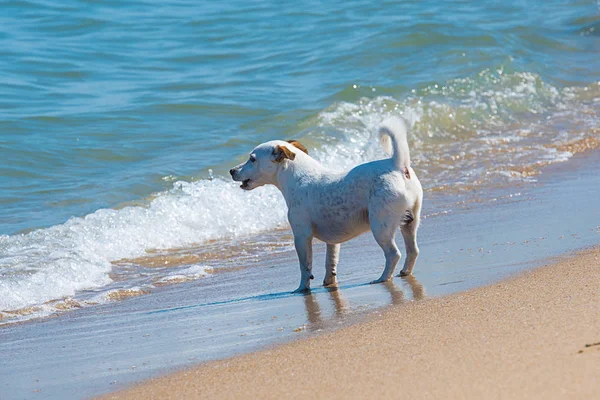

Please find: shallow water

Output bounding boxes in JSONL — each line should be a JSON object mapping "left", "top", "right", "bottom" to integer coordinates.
{"left": 1, "top": 1, "right": 600, "bottom": 322}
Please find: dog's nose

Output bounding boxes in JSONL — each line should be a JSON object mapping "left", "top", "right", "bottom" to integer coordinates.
{"left": 229, "top": 168, "right": 235, "bottom": 176}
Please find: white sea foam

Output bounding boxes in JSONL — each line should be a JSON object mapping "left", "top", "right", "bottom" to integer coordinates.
{"left": 157, "top": 264, "right": 213, "bottom": 283}
{"left": 0, "top": 179, "right": 287, "bottom": 313}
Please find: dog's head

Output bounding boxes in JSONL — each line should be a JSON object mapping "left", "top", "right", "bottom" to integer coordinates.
{"left": 230, "top": 140, "right": 307, "bottom": 190}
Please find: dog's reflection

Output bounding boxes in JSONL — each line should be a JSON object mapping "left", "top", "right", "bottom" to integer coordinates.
{"left": 302, "top": 286, "right": 348, "bottom": 331}
{"left": 399, "top": 275, "right": 425, "bottom": 301}
{"left": 379, "top": 275, "right": 425, "bottom": 305}
{"left": 302, "top": 276, "right": 425, "bottom": 330}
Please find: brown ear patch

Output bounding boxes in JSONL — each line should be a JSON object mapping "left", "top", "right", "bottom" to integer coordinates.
{"left": 273, "top": 145, "right": 296, "bottom": 162}
{"left": 287, "top": 140, "right": 308, "bottom": 154}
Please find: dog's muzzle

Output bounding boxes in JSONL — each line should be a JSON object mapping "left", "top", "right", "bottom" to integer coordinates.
{"left": 230, "top": 168, "right": 251, "bottom": 189}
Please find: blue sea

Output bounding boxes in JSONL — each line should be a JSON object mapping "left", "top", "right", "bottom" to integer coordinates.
{"left": 1, "top": 0, "right": 600, "bottom": 322}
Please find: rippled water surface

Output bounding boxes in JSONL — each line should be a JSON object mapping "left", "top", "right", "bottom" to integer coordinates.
{"left": 1, "top": 0, "right": 600, "bottom": 322}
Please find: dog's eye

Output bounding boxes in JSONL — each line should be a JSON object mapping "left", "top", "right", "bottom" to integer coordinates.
{"left": 249, "top": 155, "right": 256, "bottom": 162}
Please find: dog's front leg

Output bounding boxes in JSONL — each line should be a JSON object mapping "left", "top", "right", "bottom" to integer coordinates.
{"left": 292, "top": 232, "right": 314, "bottom": 293}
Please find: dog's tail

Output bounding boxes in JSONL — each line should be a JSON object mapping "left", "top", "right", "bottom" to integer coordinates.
{"left": 379, "top": 117, "right": 410, "bottom": 171}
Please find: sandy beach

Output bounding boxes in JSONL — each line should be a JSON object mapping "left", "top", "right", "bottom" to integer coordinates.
{"left": 106, "top": 246, "right": 600, "bottom": 399}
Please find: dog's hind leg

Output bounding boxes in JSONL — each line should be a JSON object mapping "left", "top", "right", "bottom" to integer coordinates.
{"left": 399, "top": 218, "right": 420, "bottom": 276}
{"left": 323, "top": 243, "right": 340, "bottom": 287}
{"left": 369, "top": 216, "right": 401, "bottom": 284}
{"left": 399, "top": 203, "right": 421, "bottom": 276}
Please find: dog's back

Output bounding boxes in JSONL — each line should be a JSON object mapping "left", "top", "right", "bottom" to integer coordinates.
{"left": 294, "top": 119, "right": 422, "bottom": 245}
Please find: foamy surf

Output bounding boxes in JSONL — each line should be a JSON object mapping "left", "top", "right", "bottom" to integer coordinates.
{"left": 311, "top": 71, "right": 600, "bottom": 189}
{"left": 0, "top": 179, "right": 288, "bottom": 323}
{"left": 1, "top": 70, "right": 599, "bottom": 324}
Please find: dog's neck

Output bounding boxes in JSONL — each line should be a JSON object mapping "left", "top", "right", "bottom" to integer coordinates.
{"left": 274, "top": 153, "right": 324, "bottom": 198}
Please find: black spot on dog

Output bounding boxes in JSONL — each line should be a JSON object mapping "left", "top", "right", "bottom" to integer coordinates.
{"left": 402, "top": 210, "right": 414, "bottom": 226}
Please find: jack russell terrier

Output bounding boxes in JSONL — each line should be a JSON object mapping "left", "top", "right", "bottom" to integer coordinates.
{"left": 230, "top": 117, "right": 423, "bottom": 292}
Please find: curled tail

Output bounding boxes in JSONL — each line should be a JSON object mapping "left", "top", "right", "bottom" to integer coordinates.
{"left": 379, "top": 116, "right": 410, "bottom": 170}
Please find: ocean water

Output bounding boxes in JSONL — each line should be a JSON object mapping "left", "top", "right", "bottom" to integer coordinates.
{"left": 1, "top": 0, "right": 600, "bottom": 322}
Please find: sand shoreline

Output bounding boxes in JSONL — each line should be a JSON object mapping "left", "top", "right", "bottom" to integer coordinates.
{"left": 104, "top": 246, "right": 600, "bottom": 399}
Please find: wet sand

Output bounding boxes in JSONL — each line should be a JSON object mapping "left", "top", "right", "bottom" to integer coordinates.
{"left": 107, "top": 246, "right": 600, "bottom": 399}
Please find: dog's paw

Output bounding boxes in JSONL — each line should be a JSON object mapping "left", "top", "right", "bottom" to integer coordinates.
{"left": 398, "top": 270, "right": 412, "bottom": 277}
{"left": 292, "top": 286, "right": 311, "bottom": 294}
{"left": 323, "top": 275, "right": 338, "bottom": 287}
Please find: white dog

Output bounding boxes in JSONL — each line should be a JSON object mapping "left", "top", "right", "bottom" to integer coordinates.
{"left": 230, "top": 117, "right": 423, "bottom": 292}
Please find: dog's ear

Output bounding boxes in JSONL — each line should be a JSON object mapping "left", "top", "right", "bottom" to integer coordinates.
{"left": 273, "top": 145, "right": 296, "bottom": 162}
{"left": 287, "top": 140, "right": 308, "bottom": 154}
